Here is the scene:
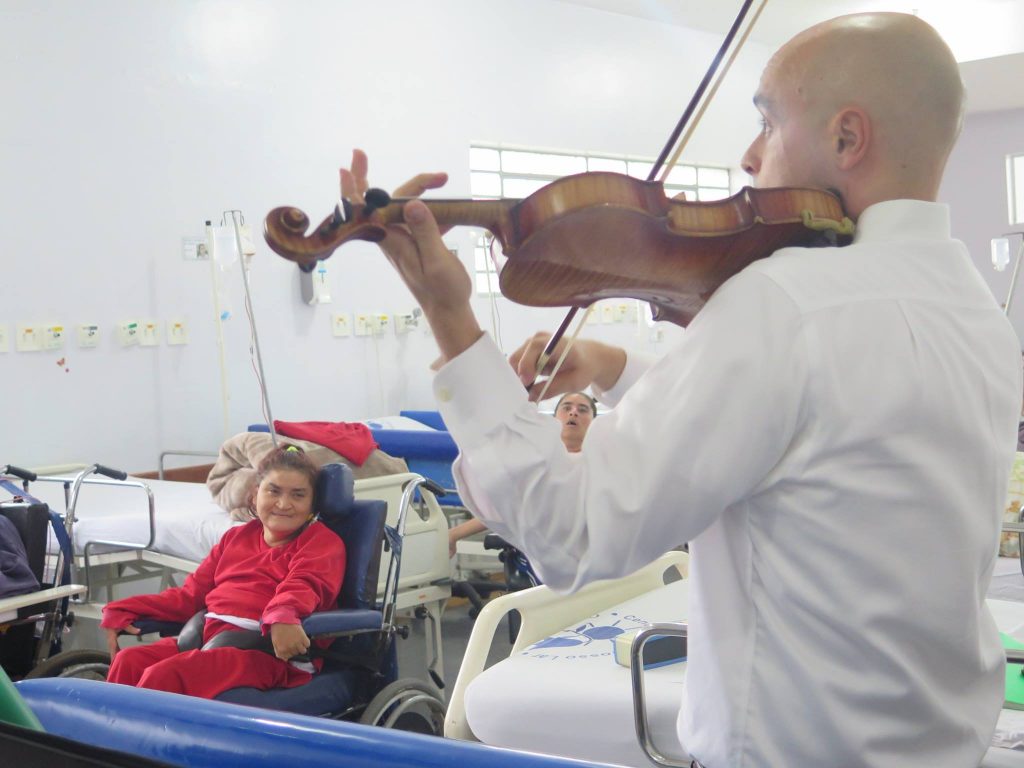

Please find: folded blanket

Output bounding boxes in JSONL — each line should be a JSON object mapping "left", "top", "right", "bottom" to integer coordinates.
{"left": 274, "top": 420, "right": 376, "bottom": 466}
{"left": 207, "top": 432, "right": 408, "bottom": 521}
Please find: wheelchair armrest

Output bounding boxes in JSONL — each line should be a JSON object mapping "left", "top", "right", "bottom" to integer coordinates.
{"left": 131, "top": 618, "right": 186, "bottom": 638}
{"left": 133, "top": 610, "right": 206, "bottom": 651}
{"left": 302, "top": 608, "right": 383, "bottom": 637}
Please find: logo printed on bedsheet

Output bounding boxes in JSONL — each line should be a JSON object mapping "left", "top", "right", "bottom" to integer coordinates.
{"left": 521, "top": 613, "right": 648, "bottom": 661}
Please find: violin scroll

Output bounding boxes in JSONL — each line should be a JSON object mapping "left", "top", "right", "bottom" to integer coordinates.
{"left": 264, "top": 203, "right": 390, "bottom": 269}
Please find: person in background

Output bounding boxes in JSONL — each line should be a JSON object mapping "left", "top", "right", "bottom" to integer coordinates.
{"left": 446, "top": 392, "right": 596, "bottom": 557}
{"left": 101, "top": 447, "right": 344, "bottom": 699}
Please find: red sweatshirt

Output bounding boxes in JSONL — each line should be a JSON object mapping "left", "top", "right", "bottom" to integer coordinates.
{"left": 101, "top": 520, "right": 345, "bottom": 638}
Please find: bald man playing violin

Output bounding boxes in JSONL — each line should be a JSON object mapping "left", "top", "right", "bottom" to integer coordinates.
{"left": 341, "top": 13, "right": 1021, "bottom": 768}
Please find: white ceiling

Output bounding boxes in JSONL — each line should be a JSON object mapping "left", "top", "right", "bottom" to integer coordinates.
{"left": 556, "top": 0, "right": 1024, "bottom": 114}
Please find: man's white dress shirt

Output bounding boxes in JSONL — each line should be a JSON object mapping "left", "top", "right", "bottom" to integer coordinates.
{"left": 434, "top": 200, "right": 1022, "bottom": 767}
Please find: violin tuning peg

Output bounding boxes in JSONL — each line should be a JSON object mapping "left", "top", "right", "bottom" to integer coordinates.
{"left": 364, "top": 188, "right": 392, "bottom": 215}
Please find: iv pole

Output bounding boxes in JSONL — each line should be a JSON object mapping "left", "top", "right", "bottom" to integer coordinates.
{"left": 225, "top": 209, "right": 278, "bottom": 446}
{"left": 998, "top": 232, "right": 1024, "bottom": 316}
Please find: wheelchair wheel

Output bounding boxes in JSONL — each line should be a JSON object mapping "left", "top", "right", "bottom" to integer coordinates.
{"left": 24, "top": 649, "right": 110, "bottom": 681}
{"left": 358, "top": 678, "right": 446, "bottom": 735}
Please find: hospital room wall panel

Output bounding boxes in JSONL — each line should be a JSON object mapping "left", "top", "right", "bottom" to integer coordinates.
{"left": 3, "top": 0, "right": 1018, "bottom": 471}
{"left": 1, "top": 0, "right": 770, "bottom": 469}
{"left": 940, "top": 106, "right": 1024, "bottom": 352}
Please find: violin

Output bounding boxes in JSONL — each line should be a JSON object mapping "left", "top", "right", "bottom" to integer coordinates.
{"left": 264, "top": 178, "right": 852, "bottom": 327}
{"left": 263, "top": 0, "right": 852, "bottom": 341}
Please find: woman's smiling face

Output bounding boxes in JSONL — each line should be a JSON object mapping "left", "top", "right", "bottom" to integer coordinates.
{"left": 255, "top": 468, "right": 315, "bottom": 545}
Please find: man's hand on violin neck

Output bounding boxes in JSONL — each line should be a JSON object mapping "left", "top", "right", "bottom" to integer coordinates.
{"left": 383, "top": 199, "right": 483, "bottom": 361}
{"left": 339, "top": 149, "right": 482, "bottom": 364}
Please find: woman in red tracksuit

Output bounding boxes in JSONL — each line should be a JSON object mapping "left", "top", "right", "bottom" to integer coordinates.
{"left": 101, "top": 446, "right": 345, "bottom": 699}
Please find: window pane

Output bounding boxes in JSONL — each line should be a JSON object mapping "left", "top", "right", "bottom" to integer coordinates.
{"left": 501, "top": 150, "right": 586, "bottom": 176}
{"left": 1012, "top": 154, "right": 1024, "bottom": 225}
{"left": 698, "top": 167, "right": 730, "bottom": 188}
{"left": 471, "top": 171, "right": 502, "bottom": 197}
{"left": 474, "top": 247, "right": 490, "bottom": 272}
{"left": 664, "top": 185, "right": 692, "bottom": 202}
{"left": 698, "top": 187, "right": 730, "bottom": 201}
{"left": 470, "top": 147, "right": 500, "bottom": 171}
{"left": 503, "top": 177, "right": 552, "bottom": 197}
{"left": 627, "top": 160, "right": 654, "bottom": 179}
{"left": 476, "top": 272, "right": 497, "bottom": 294}
{"left": 664, "top": 165, "right": 696, "bottom": 186}
{"left": 588, "top": 157, "right": 627, "bottom": 173}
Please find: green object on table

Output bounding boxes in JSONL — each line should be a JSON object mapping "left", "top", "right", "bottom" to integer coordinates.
{"left": 1002, "top": 632, "right": 1024, "bottom": 710}
{"left": 0, "top": 666, "right": 43, "bottom": 731}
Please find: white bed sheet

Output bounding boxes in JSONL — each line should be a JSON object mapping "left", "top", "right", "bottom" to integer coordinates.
{"left": 31, "top": 476, "right": 233, "bottom": 562}
{"left": 466, "top": 586, "right": 1024, "bottom": 768}
{"left": 28, "top": 473, "right": 450, "bottom": 598}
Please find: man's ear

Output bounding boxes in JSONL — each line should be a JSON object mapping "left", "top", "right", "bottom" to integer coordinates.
{"left": 831, "top": 107, "right": 870, "bottom": 171}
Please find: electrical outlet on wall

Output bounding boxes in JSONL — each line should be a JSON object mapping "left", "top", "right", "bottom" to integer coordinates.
{"left": 0, "top": 324, "right": 8, "bottom": 352}
{"left": 118, "top": 320, "right": 140, "bottom": 347}
{"left": 394, "top": 308, "right": 421, "bottom": 334}
{"left": 331, "top": 313, "right": 351, "bottom": 337}
{"left": 168, "top": 319, "right": 189, "bottom": 345}
{"left": 140, "top": 320, "right": 161, "bottom": 347}
{"left": 78, "top": 323, "right": 100, "bottom": 348}
{"left": 354, "top": 314, "right": 371, "bottom": 337}
{"left": 43, "top": 324, "right": 65, "bottom": 350}
{"left": 16, "top": 324, "right": 40, "bottom": 352}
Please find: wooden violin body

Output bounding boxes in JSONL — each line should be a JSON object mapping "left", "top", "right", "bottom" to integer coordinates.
{"left": 264, "top": 171, "right": 853, "bottom": 326}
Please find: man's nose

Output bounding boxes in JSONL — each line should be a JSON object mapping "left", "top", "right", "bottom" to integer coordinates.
{"left": 740, "top": 139, "right": 760, "bottom": 178}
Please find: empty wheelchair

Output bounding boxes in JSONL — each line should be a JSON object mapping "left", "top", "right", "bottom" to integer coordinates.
{"left": 1, "top": 465, "right": 97, "bottom": 682}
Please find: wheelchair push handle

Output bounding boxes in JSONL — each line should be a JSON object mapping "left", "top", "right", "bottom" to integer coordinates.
{"left": 416, "top": 478, "right": 446, "bottom": 498}
{"left": 1, "top": 464, "right": 37, "bottom": 482}
{"left": 93, "top": 464, "right": 128, "bottom": 481}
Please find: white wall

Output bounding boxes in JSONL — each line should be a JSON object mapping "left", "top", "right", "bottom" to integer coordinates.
{"left": 939, "top": 107, "right": 1024, "bottom": 346}
{"left": 0, "top": 0, "right": 772, "bottom": 470}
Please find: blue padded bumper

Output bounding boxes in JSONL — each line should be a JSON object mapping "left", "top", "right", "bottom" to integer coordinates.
{"left": 16, "top": 678, "right": 617, "bottom": 768}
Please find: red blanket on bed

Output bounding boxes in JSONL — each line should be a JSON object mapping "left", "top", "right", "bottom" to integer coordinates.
{"left": 273, "top": 420, "right": 377, "bottom": 466}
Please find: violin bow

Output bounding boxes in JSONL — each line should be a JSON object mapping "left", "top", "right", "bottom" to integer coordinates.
{"left": 527, "top": 0, "right": 767, "bottom": 398}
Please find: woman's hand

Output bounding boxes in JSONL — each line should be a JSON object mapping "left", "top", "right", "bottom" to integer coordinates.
{"left": 509, "top": 333, "right": 628, "bottom": 402}
{"left": 104, "top": 624, "right": 139, "bottom": 658}
{"left": 270, "top": 622, "right": 311, "bottom": 661}
{"left": 340, "top": 149, "right": 482, "bottom": 363}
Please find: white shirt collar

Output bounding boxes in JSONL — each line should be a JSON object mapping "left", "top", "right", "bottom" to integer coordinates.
{"left": 852, "top": 199, "right": 951, "bottom": 244}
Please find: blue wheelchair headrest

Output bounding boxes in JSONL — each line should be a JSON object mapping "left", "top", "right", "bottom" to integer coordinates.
{"left": 314, "top": 463, "right": 355, "bottom": 520}
{"left": 312, "top": 463, "right": 386, "bottom": 611}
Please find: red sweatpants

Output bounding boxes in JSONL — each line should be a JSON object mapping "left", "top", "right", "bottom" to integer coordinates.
{"left": 107, "top": 637, "right": 312, "bottom": 699}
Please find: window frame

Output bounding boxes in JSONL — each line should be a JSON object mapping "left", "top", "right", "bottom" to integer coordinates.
{"left": 469, "top": 144, "right": 732, "bottom": 295}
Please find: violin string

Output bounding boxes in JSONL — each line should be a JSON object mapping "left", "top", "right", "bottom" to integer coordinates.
{"left": 536, "top": 305, "right": 595, "bottom": 404}
{"left": 659, "top": 0, "right": 769, "bottom": 182}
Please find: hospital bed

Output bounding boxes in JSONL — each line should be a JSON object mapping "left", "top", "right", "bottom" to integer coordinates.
{"left": 366, "top": 412, "right": 509, "bottom": 588}
{"left": 21, "top": 464, "right": 451, "bottom": 683}
{"left": 445, "top": 551, "right": 1024, "bottom": 767}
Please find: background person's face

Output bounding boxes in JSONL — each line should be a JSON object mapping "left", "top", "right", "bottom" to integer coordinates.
{"left": 556, "top": 394, "right": 595, "bottom": 443}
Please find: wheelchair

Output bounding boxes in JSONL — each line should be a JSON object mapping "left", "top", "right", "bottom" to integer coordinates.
{"left": 27, "top": 462, "right": 447, "bottom": 734}
{"left": 1, "top": 465, "right": 97, "bottom": 682}
{"left": 452, "top": 533, "right": 540, "bottom": 643}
